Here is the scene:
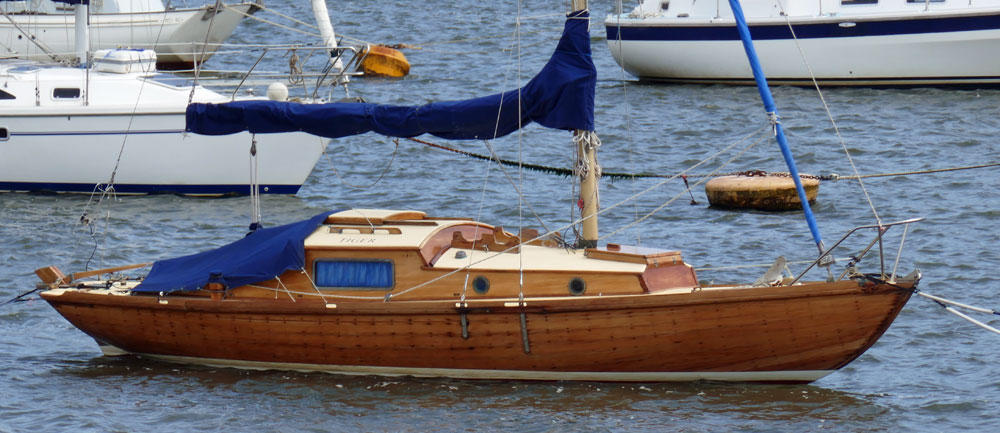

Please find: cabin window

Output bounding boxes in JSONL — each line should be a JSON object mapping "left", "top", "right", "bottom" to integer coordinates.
{"left": 568, "top": 277, "right": 587, "bottom": 296}
{"left": 52, "top": 88, "right": 81, "bottom": 99}
{"left": 0, "top": 89, "right": 14, "bottom": 100}
{"left": 0, "top": 127, "right": 8, "bottom": 141}
{"left": 314, "top": 259, "right": 394, "bottom": 290}
{"left": 472, "top": 275, "right": 490, "bottom": 294}
{"left": 841, "top": 0, "right": 877, "bottom": 4}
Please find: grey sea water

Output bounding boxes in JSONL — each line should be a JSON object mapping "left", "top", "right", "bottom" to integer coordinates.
{"left": 2, "top": 1, "right": 999, "bottom": 431}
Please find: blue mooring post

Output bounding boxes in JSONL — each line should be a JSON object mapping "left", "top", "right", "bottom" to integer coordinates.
{"left": 727, "top": 0, "right": 826, "bottom": 254}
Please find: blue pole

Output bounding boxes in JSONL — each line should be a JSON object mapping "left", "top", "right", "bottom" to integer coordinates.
{"left": 727, "top": 0, "right": 825, "bottom": 253}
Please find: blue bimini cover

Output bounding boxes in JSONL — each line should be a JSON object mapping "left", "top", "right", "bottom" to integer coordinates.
{"left": 185, "top": 10, "right": 596, "bottom": 140}
{"left": 132, "top": 212, "right": 333, "bottom": 293}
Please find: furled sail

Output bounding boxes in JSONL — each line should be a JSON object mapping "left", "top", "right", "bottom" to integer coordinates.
{"left": 186, "top": 10, "right": 596, "bottom": 140}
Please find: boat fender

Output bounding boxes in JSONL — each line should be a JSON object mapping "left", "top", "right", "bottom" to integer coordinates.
{"left": 267, "top": 82, "right": 289, "bottom": 101}
{"left": 358, "top": 45, "right": 411, "bottom": 78}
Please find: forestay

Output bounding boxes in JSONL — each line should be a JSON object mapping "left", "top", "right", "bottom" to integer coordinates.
{"left": 185, "top": 10, "right": 596, "bottom": 140}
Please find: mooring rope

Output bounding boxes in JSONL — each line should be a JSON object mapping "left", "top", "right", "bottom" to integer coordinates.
{"left": 917, "top": 289, "right": 1000, "bottom": 335}
{"left": 1, "top": 287, "right": 42, "bottom": 306}
{"left": 409, "top": 136, "right": 1000, "bottom": 182}
{"left": 862, "top": 275, "right": 1000, "bottom": 336}
{"left": 825, "top": 162, "right": 1000, "bottom": 180}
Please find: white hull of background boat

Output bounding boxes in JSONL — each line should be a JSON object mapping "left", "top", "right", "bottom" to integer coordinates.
{"left": 0, "top": 2, "right": 255, "bottom": 69}
{"left": 0, "top": 52, "right": 325, "bottom": 195}
{"left": 606, "top": 1, "right": 1000, "bottom": 86}
{"left": 0, "top": 112, "right": 323, "bottom": 195}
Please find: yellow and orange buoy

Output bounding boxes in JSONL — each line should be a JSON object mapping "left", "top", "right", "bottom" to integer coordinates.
{"left": 705, "top": 172, "right": 820, "bottom": 211}
{"left": 358, "top": 45, "right": 410, "bottom": 78}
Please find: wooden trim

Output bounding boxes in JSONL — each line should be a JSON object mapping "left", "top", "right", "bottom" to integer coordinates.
{"left": 34, "top": 266, "right": 66, "bottom": 285}
{"left": 586, "top": 246, "right": 683, "bottom": 265}
{"left": 328, "top": 226, "right": 403, "bottom": 234}
{"left": 69, "top": 262, "right": 152, "bottom": 283}
{"left": 325, "top": 210, "right": 428, "bottom": 225}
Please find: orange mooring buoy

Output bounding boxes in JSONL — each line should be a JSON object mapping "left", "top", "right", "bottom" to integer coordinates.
{"left": 704, "top": 172, "right": 820, "bottom": 211}
{"left": 358, "top": 45, "right": 410, "bottom": 78}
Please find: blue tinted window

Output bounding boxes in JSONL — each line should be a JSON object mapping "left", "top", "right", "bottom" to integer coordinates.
{"left": 314, "top": 260, "right": 394, "bottom": 289}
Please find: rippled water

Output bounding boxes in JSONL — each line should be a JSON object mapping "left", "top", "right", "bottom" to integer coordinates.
{"left": 2, "top": 1, "right": 999, "bottom": 432}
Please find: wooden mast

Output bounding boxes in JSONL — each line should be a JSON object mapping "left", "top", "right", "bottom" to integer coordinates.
{"left": 576, "top": 130, "right": 599, "bottom": 248}
{"left": 572, "top": 0, "right": 598, "bottom": 248}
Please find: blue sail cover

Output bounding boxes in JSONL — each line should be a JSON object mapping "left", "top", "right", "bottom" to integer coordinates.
{"left": 132, "top": 212, "right": 333, "bottom": 293}
{"left": 186, "top": 10, "right": 596, "bottom": 139}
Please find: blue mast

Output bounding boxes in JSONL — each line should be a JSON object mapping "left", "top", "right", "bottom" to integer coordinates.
{"left": 727, "top": 0, "right": 825, "bottom": 254}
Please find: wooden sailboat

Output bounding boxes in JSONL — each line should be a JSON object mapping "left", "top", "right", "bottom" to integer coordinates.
{"left": 35, "top": 4, "right": 921, "bottom": 383}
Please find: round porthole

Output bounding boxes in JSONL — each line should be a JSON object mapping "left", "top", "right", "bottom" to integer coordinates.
{"left": 568, "top": 277, "right": 586, "bottom": 296}
{"left": 473, "top": 275, "right": 490, "bottom": 295}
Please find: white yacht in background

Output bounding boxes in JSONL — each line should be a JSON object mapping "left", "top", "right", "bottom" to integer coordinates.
{"left": 0, "top": 0, "right": 328, "bottom": 196}
{"left": 0, "top": 50, "right": 325, "bottom": 195}
{"left": 0, "top": 0, "right": 259, "bottom": 69}
{"left": 606, "top": 0, "right": 1000, "bottom": 86}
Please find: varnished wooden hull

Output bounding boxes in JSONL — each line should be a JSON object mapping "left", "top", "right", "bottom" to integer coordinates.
{"left": 40, "top": 278, "right": 913, "bottom": 383}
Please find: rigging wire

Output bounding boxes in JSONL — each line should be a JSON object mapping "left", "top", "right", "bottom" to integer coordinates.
{"left": 516, "top": 0, "right": 526, "bottom": 323}
{"left": 612, "top": 1, "right": 644, "bottom": 247}
{"left": 609, "top": 3, "right": 633, "bottom": 244}
{"left": 598, "top": 127, "right": 770, "bottom": 242}
{"left": 322, "top": 137, "right": 400, "bottom": 189}
{"left": 371, "top": 127, "right": 774, "bottom": 303}
{"left": 77, "top": 0, "right": 180, "bottom": 270}
{"left": 188, "top": 0, "right": 224, "bottom": 103}
{"left": 775, "top": 0, "right": 881, "bottom": 225}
